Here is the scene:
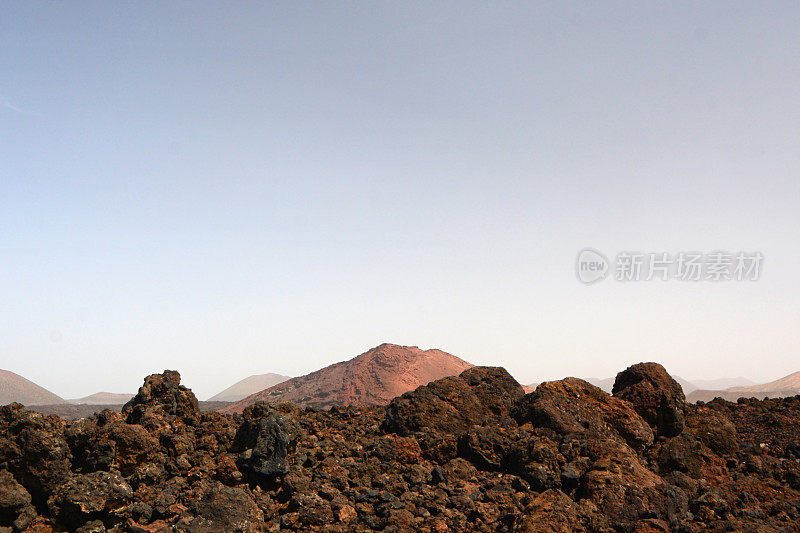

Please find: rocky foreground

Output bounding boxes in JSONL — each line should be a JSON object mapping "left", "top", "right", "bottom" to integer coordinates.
{"left": 1, "top": 365, "right": 799, "bottom": 532}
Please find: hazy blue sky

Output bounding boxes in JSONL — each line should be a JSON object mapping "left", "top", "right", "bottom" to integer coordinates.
{"left": 2, "top": 2, "right": 799, "bottom": 399}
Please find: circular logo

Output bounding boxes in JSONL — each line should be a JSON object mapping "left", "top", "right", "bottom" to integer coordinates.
{"left": 576, "top": 248, "right": 609, "bottom": 284}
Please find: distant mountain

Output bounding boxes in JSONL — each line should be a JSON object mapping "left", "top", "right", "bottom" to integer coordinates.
{"left": 689, "top": 377, "right": 756, "bottom": 390}
{"left": 687, "top": 371, "right": 800, "bottom": 403}
{"left": 68, "top": 392, "right": 135, "bottom": 405}
{"left": 587, "top": 374, "right": 697, "bottom": 394}
{"left": 222, "top": 343, "right": 474, "bottom": 413}
{"left": 727, "top": 371, "right": 800, "bottom": 394}
{"left": 0, "top": 369, "right": 65, "bottom": 406}
{"left": 671, "top": 376, "right": 698, "bottom": 394}
{"left": 586, "top": 377, "right": 616, "bottom": 393}
{"left": 207, "top": 373, "right": 291, "bottom": 402}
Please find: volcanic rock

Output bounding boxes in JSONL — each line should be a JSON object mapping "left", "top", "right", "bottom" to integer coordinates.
{"left": 122, "top": 370, "right": 199, "bottom": 427}
{"left": 47, "top": 471, "right": 133, "bottom": 529}
{"left": 232, "top": 403, "right": 299, "bottom": 483}
{"left": 185, "top": 481, "right": 264, "bottom": 532}
{"left": 684, "top": 404, "right": 738, "bottom": 456}
{"left": 383, "top": 366, "right": 524, "bottom": 437}
{"left": 612, "top": 362, "right": 687, "bottom": 437}
{"left": 0, "top": 402, "right": 72, "bottom": 506}
{"left": 0, "top": 469, "right": 36, "bottom": 530}
{"left": 512, "top": 377, "right": 654, "bottom": 451}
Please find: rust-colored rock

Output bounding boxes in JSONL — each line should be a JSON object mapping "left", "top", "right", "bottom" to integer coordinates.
{"left": 513, "top": 377, "right": 654, "bottom": 451}
{"left": 382, "top": 366, "right": 524, "bottom": 437}
{"left": 122, "top": 370, "right": 199, "bottom": 427}
{"left": 613, "top": 362, "right": 686, "bottom": 437}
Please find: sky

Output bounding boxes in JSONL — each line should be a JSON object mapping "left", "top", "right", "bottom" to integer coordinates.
{"left": 1, "top": 2, "right": 799, "bottom": 400}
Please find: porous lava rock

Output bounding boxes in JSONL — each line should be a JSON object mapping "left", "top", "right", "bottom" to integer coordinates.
{"left": 46, "top": 470, "right": 133, "bottom": 529}
{"left": 0, "top": 469, "right": 36, "bottom": 531}
{"left": 122, "top": 370, "right": 199, "bottom": 427}
{"left": 382, "top": 366, "right": 524, "bottom": 436}
{"left": 512, "top": 377, "right": 655, "bottom": 451}
{"left": 612, "top": 362, "right": 687, "bottom": 437}
{"left": 231, "top": 402, "right": 299, "bottom": 484}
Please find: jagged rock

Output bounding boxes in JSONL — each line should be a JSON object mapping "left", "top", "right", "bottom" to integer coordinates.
{"left": 0, "top": 403, "right": 72, "bottom": 506}
{"left": 122, "top": 370, "right": 200, "bottom": 427}
{"left": 513, "top": 488, "right": 603, "bottom": 532}
{"left": 612, "top": 363, "right": 686, "bottom": 437}
{"left": 655, "top": 432, "right": 728, "bottom": 481}
{"left": 232, "top": 402, "right": 299, "bottom": 482}
{"left": 291, "top": 493, "right": 334, "bottom": 527}
{"left": 47, "top": 470, "right": 133, "bottom": 528}
{"left": 66, "top": 414, "right": 160, "bottom": 477}
{"left": 0, "top": 469, "right": 36, "bottom": 530}
{"left": 383, "top": 366, "right": 524, "bottom": 437}
{"left": 457, "top": 425, "right": 529, "bottom": 472}
{"left": 187, "top": 481, "right": 263, "bottom": 532}
{"left": 577, "top": 436, "right": 688, "bottom": 524}
{"left": 512, "top": 377, "right": 654, "bottom": 451}
{"left": 459, "top": 367, "right": 527, "bottom": 418}
{"left": 75, "top": 520, "right": 106, "bottom": 533}
{"left": 684, "top": 405, "right": 738, "bottom": 456}
{"left": 371, "top": 434, "right": 422, "bottom": 464}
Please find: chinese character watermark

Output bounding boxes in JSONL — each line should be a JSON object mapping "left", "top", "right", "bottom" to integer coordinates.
{"left": 576, "top": 249, "right": 763, "bottom": 283}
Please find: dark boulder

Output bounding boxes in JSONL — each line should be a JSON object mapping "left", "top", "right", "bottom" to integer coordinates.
{"left": 186, "top": 480, "right": 264, "bottom": 532}
{"left": 232, "top": 403, "right": 299, "bottom": 483}
{"left": 0, "top": 469, "right": 36, "bottom": 530}
{"left": 383, "top": 366, "right": 525, "bottom": 437}
{"left": 612, "top": 362, "right": 686, "bottom": 437}
{"left": 459, "top": 366, "right": 527, "bottom": 418}
{"left": 684, "top": 406, "right": 738, "bottom": 456}
{"left": 512, "top": 377, "right": 654, "bottom": 451}
{"left": 0, "top": 403, "right": 72, "bottom": 507}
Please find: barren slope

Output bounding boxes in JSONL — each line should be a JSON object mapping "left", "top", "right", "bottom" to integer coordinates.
{"left": 208, "top": 373, "right": 291, "bottom": 402}
{"left": 0, "top": 369, "right": 65, "bottom": 406}
{"left": 687, "top": 371, "right": 800, "bottom": 402}
{"left": 222, "top": 343, "right": 473, "bottom": 412}
{"left": 68, "top": 392, "right": 135, "bottom": 405}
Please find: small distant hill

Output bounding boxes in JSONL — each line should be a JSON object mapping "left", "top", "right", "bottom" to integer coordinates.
{"left": 585, "top": 377, "right": 616, "bottom": 393}
{"left": 68, "top": 392, "right": 135, "bottom": 405}
{"left": 687, "top": 371, "right": 800, "bottom": 403}
{"left": 689, "top": 377, "right": 756, "bottom": 390}
{"left": 222, "top": 343, "right": 474, "bottom": 413}
{"left": 207, "top": 373, "right": 291, "bottom": 402}
{"left": 0, "top": 369, "right": 65, "bottom": 406}
{"left": 586, "top": 375, "right": 697, "bottom": 394}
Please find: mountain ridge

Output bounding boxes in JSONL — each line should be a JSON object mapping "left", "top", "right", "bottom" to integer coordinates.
{"left": 207, "top": 373, "right": 291, "bottom": 402}
{"left": 0, "top": 369, "right": 65, "bottom": 406}
{"left": 687, "top": 370, "right": 800, "bottom": 402}
{"left": 67, "top": 392, "right": 135, "bottom": 405}
{"left": 222, "top": 343, "right": 474, "bottom": 413}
